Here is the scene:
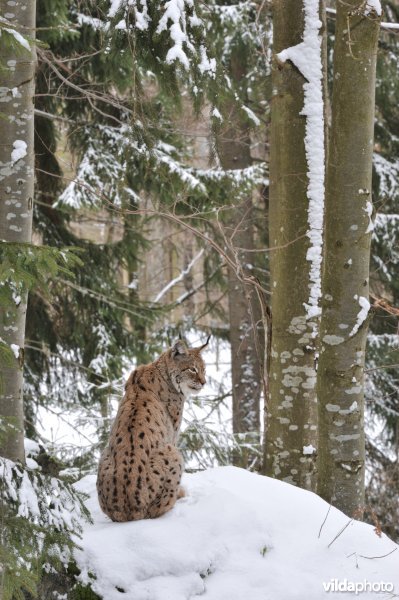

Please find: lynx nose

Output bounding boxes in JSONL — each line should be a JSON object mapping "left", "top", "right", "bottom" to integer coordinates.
{"left": 199, "top": 375, "right": 206, "bottom": 386}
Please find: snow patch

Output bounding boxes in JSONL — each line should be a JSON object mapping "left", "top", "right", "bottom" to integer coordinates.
{"left": 211, "top": 107, "right": 223, "bottom": 121}
{"left": 134, "top": 0, "right": 150, "bottom": 30}
{"left": 241, "top": 105, "right": 261, "bottom": 127}
{"left": 365, "top": 0, "right": 382, "bottom": 16}
{"left": 11, "top": 139, "right": 27, "bottom": 163}
{"left": 77, "top": 12, "right": 109, "bottom": 31}
{"left": 156, "top": 0, "right": 196, "bottom": 70}
{"left": 198, "top": 45, "right": 216, "bottom": 76}
{"left": 364, "top": 201, "right": 374, "bottom": 233}
{"left": 26, "top": 457, "right": 39, "bottom": 470}
{"left": 10, "top": 343, "right": 19, "bottom": 358}
{"left": 276, "top": 0, "right": 325, "bottom": 322}
{"left": 349, "top": 295, "right": 370, "bottom": 338}
{"left": 18, "top": 470, "right": 40, "bottom": 518}
{"left": 2, "top": 27, "right": 30, "bottom": 51}
{"left": 24, "top": 438, "right": 41, "bottom": 456}
{"left": 108, "top": 0, "right": 123, "bottom": 18}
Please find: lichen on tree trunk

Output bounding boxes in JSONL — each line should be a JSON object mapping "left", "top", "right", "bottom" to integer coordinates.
{"left": 0, "top": 0, "right": 36, "bottom": 463}
{"left": 317, "top": 1, "right": 380, "bottom": 515}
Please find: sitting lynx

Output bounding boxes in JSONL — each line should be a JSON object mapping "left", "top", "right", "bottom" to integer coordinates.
{"left": 97, "top": 338, "right": 208, "bottom": 522}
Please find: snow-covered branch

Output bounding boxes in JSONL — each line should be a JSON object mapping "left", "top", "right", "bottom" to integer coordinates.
{"left": 153, "top": 248, "right": 205, "bottom": 303}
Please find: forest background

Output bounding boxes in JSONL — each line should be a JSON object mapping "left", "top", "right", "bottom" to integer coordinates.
{"left": 0, "top": 0, "right": 398, "bottom": 598}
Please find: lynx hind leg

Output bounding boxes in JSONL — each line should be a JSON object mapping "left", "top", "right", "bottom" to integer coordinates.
{"left": 147, "top": 444, "right": 184, "bottom": 519}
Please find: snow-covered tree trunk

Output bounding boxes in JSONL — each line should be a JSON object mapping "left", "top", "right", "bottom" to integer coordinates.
{"left": 0, "top": 1, "right": 36, "bottom": 463}
{"left": 317, "top": 0, "right": 381, "bottom": 515}
{"left": 215, "top": 49, "right": 262, "bottom": 470}
{"left": 264, "top": 0, "right": 325, "bottom": 490}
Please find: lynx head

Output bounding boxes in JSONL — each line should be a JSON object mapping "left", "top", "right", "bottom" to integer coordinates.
{"left": 167, "top": 337, "right": 209, "bottom": 397}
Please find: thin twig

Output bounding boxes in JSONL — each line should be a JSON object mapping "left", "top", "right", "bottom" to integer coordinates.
{"left": 328, "top": 519, "right": 353, "bottom": 548}
{"left": 318, "top": 504, "right": 332, "bottom": 538}
{"left": 359, "top": 547, "right": 398, "bottom": 560}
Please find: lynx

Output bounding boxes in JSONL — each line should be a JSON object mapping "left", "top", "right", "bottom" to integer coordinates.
{"left": 97, "top": 338, "right": 208, "bottom": 522}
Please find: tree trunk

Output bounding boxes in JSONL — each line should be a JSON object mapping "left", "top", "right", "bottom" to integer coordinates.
{"left": 215, "top": 48, "right": 262, "bottom": 470}
{"left": 0, "top": 2, "right": 36, "bottom": 463}
{"left": 264, "top": 0, "right": 323, "bottom": 490}
{"left": 227, "top": 200, "right": 262, "bottom": 470}
{"left": 317, "top": 1, "right": 380, "bottom": 515}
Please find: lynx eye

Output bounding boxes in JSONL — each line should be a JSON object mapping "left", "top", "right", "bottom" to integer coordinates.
{"left": 188, "top": 367, "right": 198, "bottom": 374}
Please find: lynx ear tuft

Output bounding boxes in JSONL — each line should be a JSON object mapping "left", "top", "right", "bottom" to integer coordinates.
{"left": 197, "top": 334, "right": 211, "bottom": 352}
{"left": 172, "top": 339, "right": 189, "bottom": 359}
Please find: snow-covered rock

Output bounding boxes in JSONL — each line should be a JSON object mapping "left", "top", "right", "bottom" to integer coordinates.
{"left": 74, "top": 467, "right": 398, "bottom": 600}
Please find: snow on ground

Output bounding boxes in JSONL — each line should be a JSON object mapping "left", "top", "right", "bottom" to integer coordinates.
{"left": 74, "top": 467, "right": 398, "bottom": 600}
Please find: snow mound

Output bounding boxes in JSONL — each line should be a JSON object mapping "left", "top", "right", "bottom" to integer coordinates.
{"left": 74, "top": 467, "right": 398, "bottom": 600}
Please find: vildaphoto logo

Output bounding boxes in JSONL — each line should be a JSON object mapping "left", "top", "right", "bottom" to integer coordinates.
{"left": 322, "top": 579, "right": 394, "bottom": 594}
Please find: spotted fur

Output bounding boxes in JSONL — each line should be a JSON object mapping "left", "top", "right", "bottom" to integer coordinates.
{"left": 97, "top": 339, "right": 207, "bottom": 521}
